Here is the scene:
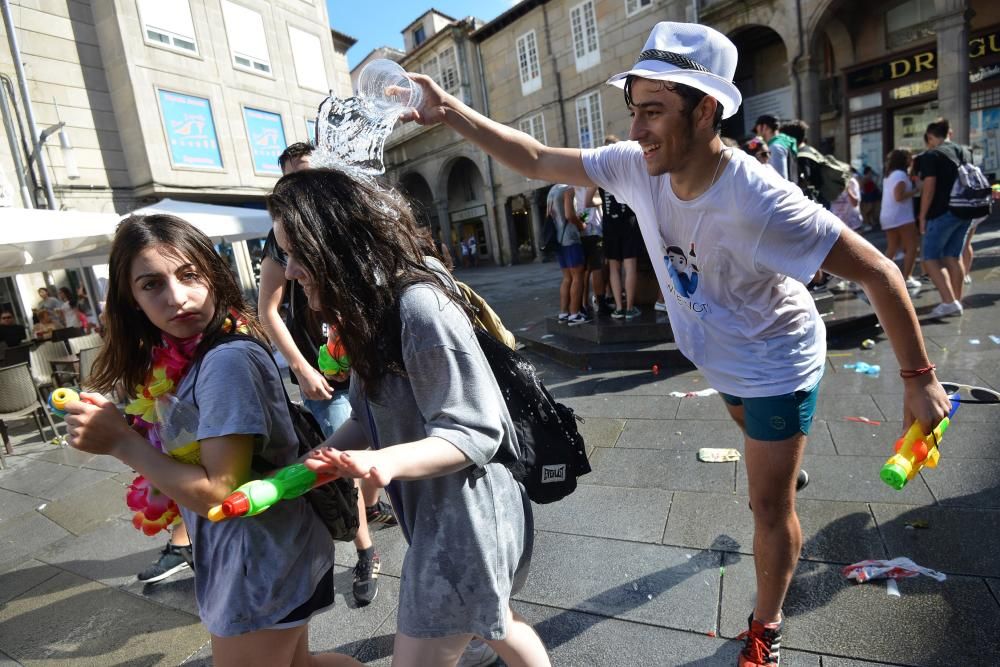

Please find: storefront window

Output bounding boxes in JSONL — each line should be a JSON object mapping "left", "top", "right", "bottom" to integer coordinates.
{"left": 849, "top": 92, "right": 881, "bottom": 112}
{"left": 892, "top": 100, "right": 940, "bottom": 154}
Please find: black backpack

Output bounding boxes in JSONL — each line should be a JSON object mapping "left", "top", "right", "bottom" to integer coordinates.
{"left": 194, "top": 334, "right": 359, "bottom": 542}
{"left": 540, "top": 215, "right": 559, "bottom": 253}
{"left": 475, "top": 328, "right": 591, "bottom": 504}
{"left": 939, "top": 144, "right": 993, "bottom": 219}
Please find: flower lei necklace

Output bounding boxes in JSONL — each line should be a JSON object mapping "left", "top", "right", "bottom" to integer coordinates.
{"left": 124, "top": 312, "right": 248, "bottom": 535}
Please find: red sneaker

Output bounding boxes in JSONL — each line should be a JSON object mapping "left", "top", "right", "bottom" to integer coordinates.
{"left": 737, "top": 613, "right": 782, "bottom": 666}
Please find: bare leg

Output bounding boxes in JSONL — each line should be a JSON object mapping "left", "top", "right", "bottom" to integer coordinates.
{"left": 559, "top": 269, "right": 571, "bottom": 313}
{"left": 723, "top": 402, "right": 805, "bottom": 623}
{"left": 608, "top": 259, "right": 624, "bottom": 311}
{"left": 352, "top": 480, "right": 372, "bottom": 551}
{"left": 484, "top": 607, "right": 552, "bottom": 667}
{"left": 623, "top": 258, "right": 638, "bottom": 310}
{"left": 170, "top": 519, "right": 190, "bottom": 547}
{"left": 943, "top": 256, "right": 965, "bottom": 301}
{"left": 900, "top": 223, "right": 919, "bottom": 279}
{"left": 391, "top": 632, "right": 473, "bottom": 667}
{"left": 883, "top": 228, "right": 901, "bottom": 265}
{"left": 590, "top": 267, "right": 605, "bottom": 311}
{"left": 360, "top": 477, "right": 381, "bottom": 507}
{"left": 569, "top": 267, "right": 585, "bottom": 314}
{"left": 923, "top": 258, "right": 957, "bottom": 304}
{"left": 212, "top": 624, "right": 362, "bottom": 667}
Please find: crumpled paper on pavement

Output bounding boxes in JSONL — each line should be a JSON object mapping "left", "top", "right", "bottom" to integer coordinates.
{"left": 669, "top": 388, "right": 719, "bottom": 398}
{"left": 842, "top": 557, "right": 946, "bottom": 583}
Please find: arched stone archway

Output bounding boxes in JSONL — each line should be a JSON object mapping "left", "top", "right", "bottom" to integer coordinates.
{"left": 397, "top": 171, "right": 436, "bottom": 233}
{"left": 441, "top": 156, "right": 492, "bottom": 266}
{"left": 723, "top": 25, "right": 792, "bottom": 140}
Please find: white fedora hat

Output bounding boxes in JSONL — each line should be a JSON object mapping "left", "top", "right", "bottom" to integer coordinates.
{"left": 607, "top": 22, "right": 742, "bottom": 119}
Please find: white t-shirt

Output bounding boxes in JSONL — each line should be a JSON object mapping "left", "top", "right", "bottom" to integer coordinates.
{"left": 880, "top": 170, "right": 915, "bottom": 230}
{"left": 582, "top": 143, "right": 845, "bottom": 397}
{"left": 831, "top": 176, "right": 862, "bottom": 230}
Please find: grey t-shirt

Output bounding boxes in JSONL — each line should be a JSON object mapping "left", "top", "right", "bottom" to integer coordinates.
{"left": 350, "top": 284, "right": 532, "bottom": 640}
{"left": 173, "top": 339, "right": 333, "bottom": 637}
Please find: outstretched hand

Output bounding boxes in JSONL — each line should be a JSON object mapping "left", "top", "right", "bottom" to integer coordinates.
{"left": 902, "top": 375, "right": 954, "bottom": 437}
{"left": 397, "top": 73, "right": 449, "bottom": 126}
{"left": 304, "top": 447, "right": 393, "bottom": 487}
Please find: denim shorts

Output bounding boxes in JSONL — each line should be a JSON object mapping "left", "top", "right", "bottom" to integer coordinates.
{"left": 303, "top": 389, "right": 351, "bottom": 438}
{"left": 923, "top": 211, "right": 972, "bottom": 260}
{"left": 720, "top": 376, "right": 822, "bottom": 442}
{"left": 557, "top": 243, "right": 585, "bottom": 269}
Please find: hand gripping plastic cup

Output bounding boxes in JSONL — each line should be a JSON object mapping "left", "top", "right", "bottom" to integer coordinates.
{"left": 357, "top": 59, "right": 422, "bottom": 113}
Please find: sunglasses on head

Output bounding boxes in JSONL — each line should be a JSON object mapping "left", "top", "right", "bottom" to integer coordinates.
{"left": 940, "top": 382, "right": 1000, "bottom": 404}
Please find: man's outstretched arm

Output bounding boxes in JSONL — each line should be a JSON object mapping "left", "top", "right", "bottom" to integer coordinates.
{"left": 400, "top": 73, "right": 595, "bottom": 187}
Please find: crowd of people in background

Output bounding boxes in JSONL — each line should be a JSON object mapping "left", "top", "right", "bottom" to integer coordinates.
{"left": 540, "top": 110, "right": 990, "bottom": 327}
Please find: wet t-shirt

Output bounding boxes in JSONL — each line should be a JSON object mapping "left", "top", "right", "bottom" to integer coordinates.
{"left": 583, "top": 143, "right": 844, "bottom": 397}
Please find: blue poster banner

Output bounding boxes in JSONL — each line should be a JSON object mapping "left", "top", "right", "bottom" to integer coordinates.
{"left": 306, "top": 119, "right": 317, "bottom": 144}
{"left": 243, "top": 107, "right": 287, "bottom": 176}
{"left": 158, "top": 90, "right": 223, "bottom": 170}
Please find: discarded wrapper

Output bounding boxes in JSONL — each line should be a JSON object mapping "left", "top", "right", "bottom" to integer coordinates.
{"left": 842, "top": 557, "right": 946, "bottom": 583}
{"left": 698, "top": 447, "right": 741, "bottom": 462}
{"left": 670, "top": 388, "right": 719, "bottom": 398}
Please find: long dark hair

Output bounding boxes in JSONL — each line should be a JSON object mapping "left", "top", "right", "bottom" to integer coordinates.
{"left": 885, "top": 148, "right": 911, "bottom": 175}
{"left": 266, "top": 168, "right": 460, "bottom": 395}
{"left": 89, "top": 214, "right": 266, "bottom": 394}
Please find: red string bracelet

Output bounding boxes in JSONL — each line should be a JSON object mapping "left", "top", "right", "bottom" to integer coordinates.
{"left": 899, "top": 364, "right": 936, "bottom": 379}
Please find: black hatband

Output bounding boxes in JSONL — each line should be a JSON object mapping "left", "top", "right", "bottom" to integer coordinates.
{"left": 636, "top": 49, "right": 709, "bottom": 73}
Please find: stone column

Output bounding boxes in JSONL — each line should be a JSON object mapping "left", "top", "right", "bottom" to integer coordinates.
{"left": 435, "top": 199, "right": 453, "bottom": 255}
{"left": 793, "top": 56, "right": 822, "bottom": 147}
{"left": 936, "top": 1, "right": 971, "bottom": 144}
{"left": 529, "top": 189, "right": 545, "bottom": 262}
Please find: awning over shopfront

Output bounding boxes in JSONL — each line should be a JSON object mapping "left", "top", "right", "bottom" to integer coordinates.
{"left": 130, "top": 199, "right": 273, "bottom": 242}
{"left": 0, "top": 200, "right": 273, "bottom": 276}
{"left": 0, "top": 207, "right": 118, "bottom": 277}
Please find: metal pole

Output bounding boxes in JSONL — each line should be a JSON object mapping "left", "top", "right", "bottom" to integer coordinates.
{"left": 0, "top": 76, "right": 31, "bottom": 207}
{"left": 1, "top": 0, "right": 57, "bottom": 209}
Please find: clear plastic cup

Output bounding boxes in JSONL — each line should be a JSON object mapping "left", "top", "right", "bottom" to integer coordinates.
{"left": 357, "top": 59, "right": 422, "bottom": 111}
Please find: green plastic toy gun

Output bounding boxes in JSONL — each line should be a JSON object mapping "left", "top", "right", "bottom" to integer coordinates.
{"left": 207, "top": 463, "right": 336, "bottom": 522}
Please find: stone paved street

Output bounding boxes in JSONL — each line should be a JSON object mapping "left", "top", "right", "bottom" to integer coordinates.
{"left": 1, "top": 224, "right": 999, "bottom": 666}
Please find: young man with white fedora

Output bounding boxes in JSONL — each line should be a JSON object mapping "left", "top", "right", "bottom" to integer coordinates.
{"left": 402, "top": 21, "right": 952, "bottom": 667}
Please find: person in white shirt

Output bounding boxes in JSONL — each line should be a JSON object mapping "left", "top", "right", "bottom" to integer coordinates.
{"left": 880, "top": 149, "right": 921, "bottom": 292}
{"left": 400, "top": 21, "right": 952, "bottom": 667}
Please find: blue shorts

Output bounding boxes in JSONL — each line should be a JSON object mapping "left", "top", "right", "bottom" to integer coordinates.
{"left": 720, "top": 376, "right": 822, "bottom": 441}
{"left": 923, "top": 211, "right": 972, "bottom": 260}
{"left": 557, "top": 243, "right": 584, "bottom": 269}
{"left": 303, "top": 389, "right": 351, "bottom": 438}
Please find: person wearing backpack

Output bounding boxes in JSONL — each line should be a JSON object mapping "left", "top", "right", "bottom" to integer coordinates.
{"left": 753, "top": 114, "right": 797, "bottom": 183}
{"left": 62, "top": 214, "right": 362, "bottom": 667}
{"left": 267, "top": 169, "right": 551, "bottom": 667}
{"left": 918, "top": 118, "right": 975, "bottom": 318}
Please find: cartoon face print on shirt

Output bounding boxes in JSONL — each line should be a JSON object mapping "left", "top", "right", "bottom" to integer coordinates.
{"left": 663, "top": 243, "right": 699, "bottom": 298}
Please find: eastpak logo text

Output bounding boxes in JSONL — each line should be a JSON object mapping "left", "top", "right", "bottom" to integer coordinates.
{"left": 541, "top": 464, "right": 566, "bottom": 483}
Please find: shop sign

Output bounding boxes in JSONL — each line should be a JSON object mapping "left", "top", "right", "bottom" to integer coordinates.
{"left": 158, "top": 90, "right": 223, "bottom": 170}
{"left": 847, "top": 30, "right": 1000, "bottom": 91}
{"left": 889, "top": 78, "right": 939, "bottom": 101}
{"left": 450, "top": 204, "right": 487, "bottom": 222}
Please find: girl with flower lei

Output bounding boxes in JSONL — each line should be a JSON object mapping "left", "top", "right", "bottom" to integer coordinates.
{"left": 63, "top": 214, "right": 361, "bottom": 666}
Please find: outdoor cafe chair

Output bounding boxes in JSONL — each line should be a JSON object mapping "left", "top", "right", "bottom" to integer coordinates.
{"left": 67, "top": 333, "right": 103, "bottom": 355}
{"left": 0, "top": 362, "right": 59, "bottom": 469}
{"left": 29, "top": 340, "right": 69, "bottom": 393}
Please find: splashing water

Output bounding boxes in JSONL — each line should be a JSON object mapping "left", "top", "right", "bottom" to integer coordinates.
{"left": 310, "top": 59, "right": 421, "bottom": 177}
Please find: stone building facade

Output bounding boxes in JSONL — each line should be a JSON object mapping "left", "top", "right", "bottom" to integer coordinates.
{"left": 0, "top": 0, "right": 352, "bottom": 312}
{"left": 382, "top": 0, "right": 997, "bottom": 265}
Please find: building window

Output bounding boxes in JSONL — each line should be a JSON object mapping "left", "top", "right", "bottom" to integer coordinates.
{"left": 288, "top": 26, "right": 329, "bottom": 92}
{"left": 570, "top": 0, "right": 600, "bottom": 72}
{"left": 221, "top": 1, "right": 271, "bottom": 75}
{"left": 422, "top": 55, "right": 440, "bottom": 86}
{"left": 886, "top": 0, "right": 937, "bottom": 50}
{"left": 518, "top": 113, "right": 546, "bottom": 144}
{"left": 138, "top": 0, "right": 197, "bottom": 54}
{"left": 575, "top": 91, "right": 603, "bottom": 149}
{"left": 439, "top": 46, "right": 460, "bottom": 95}
{"left": 413, "top": 26, "right": 426, "bottom": 47}
{"left": 625, "top": 0, "right": 653, "bottom": 16}
{"left": 516, "top": 31, "right": 542, "bottom": 95}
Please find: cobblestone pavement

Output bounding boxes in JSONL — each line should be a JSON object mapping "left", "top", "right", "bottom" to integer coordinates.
{"left": 1, "top": 223, "right": 998, "bottom": 666}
